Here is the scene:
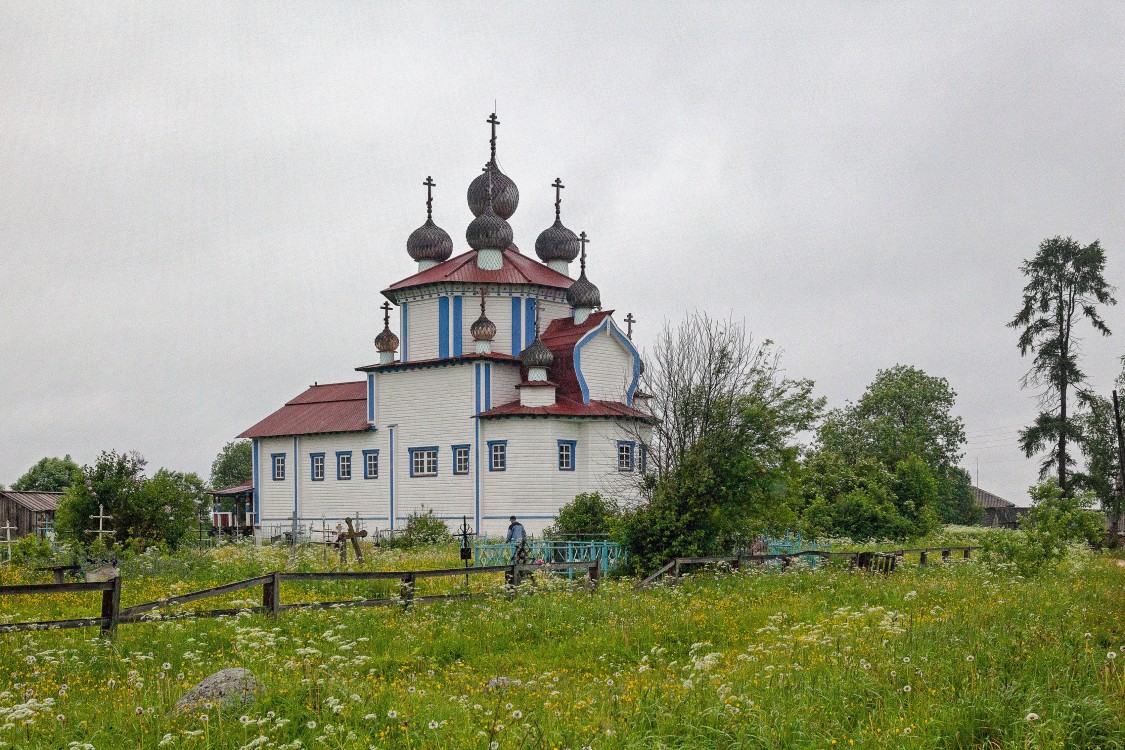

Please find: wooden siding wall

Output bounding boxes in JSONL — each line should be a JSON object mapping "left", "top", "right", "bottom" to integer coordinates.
{"left": 0, "top": 498, "right": 53, "bottom": 538}
{"left": 578, "top": 327, "right": 635, "bottom": 402}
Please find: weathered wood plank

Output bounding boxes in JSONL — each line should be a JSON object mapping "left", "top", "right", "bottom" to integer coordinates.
{"left": 0, "top": 581, "right": 116, "bottom": 596}
{"left": 120, "top": 575, "right": 274, "bottom": 616}
{"left": 0, "top": 617, "right": 109, "bottom": 632}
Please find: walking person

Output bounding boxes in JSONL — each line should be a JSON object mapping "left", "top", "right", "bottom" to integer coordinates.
{"left": 505, "top": 516, "right": 528, "bottom": 585}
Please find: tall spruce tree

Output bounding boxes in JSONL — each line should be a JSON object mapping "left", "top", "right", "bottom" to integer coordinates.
{"left": 1008, "top": 236, "right": 1115, "bottom": 495}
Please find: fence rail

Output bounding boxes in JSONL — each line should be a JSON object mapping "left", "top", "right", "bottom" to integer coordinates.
{"left": 0, "top": 560, "right": 598, "bottom": 636}
{"left": 636, "top": 546, "right": 979, "bottom": 588}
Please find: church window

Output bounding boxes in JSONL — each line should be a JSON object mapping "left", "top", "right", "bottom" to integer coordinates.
{"left": 558, "top": 440, "right": 576, "bottom": 471}
{"left": 617, "top": 441, "right": 635, "bottom": 472}
{"left": 337, "top": 451, "right": 352, "bottom": 480}
{"left": 310, "top": 453, "right": 325, "bottom": 481}
{"left": 488, "top": 441, "right": 507, "bottom": 471}
{"left": 271, "top": 453, "right": 286, "bottom": 481}
{"left": 363, "top": 450, "right": 379, "bottom": 479}
{"left": 409, "top": 447, "right": 438, "bottom": 477}
{"left": 453, "top": 445, "right": 470, "bottom": 475}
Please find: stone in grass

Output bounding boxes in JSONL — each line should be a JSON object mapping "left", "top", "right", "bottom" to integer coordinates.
{"left": 175, "top": 668, "right": 261, "bottom": 714}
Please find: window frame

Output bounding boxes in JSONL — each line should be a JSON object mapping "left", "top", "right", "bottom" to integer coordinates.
{"left": 362, "top": 449, "right": 379, "bottom": 480}
{"left": 617, "top": 440, "right": 635, "bottom": 472}
{"left": 271, "top": 453, "right": 286, "bottom": 481}
{"left": 452, "top": 444, "right": 471, "bottom": 476}
{"left": 409, "top": 446, "right": 439, "bottom": 478}
{"left": 310, "top": 452, "right": 325, "bottom": 481}
{"left": 557, "top": 440, "right": 577, "bottom": 472}
{"left": 336, "top": 451, "right": 352, "bottom": 481}
{"left": 487, "top": 440, "right": 507, "bottom": 472}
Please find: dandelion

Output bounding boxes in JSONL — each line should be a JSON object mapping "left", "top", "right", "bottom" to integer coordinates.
{"left": 307, "top": 721, "right": 317, "bottom": 730}
{"left": 965, "top": 655, "right": 974, "bottom": 662}
{"left": 107, "top": 679, "right": 116, "bottom": 688}
{"left": 56, "top": 714, "right": 66, "bottom": 723}
{"left": 135, "top": 707, "right": 144, "bottom": 715}
{"left": 200, "top": 714, "right": 209, "bottom": 723}
{"left": 902, "top": 657, "right": 910, "bottom": 664}
{"left": 1026, "top": 712, "right": 1039, "bottom": 722}
{"left": 162, "top": 663, "right": 171, "bottom": 671}
{"left": 1108, "top": 652, "right": 1118, "bottom": 660}
{"left": 903, "top": 685, "right": 911, "bottom": 693}
{"left": 387, "top": 710, "right": 398, "bottom": 719}
{"left": 512, "top": 710, "right": 523, "bottom": 719}
{"left": 428, "top": 720, "right": 439, "bottom": 729}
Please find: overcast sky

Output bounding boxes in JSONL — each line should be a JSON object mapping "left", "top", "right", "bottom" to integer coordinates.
{"left": 2, "top": 2, "right": 1123, "bottom": 505}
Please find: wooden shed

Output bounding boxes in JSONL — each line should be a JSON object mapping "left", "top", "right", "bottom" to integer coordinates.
{"left": 0, "top": 491, "right": 61, "bottom": 539}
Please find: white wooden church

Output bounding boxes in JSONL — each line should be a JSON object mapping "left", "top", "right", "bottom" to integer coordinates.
{"left": 240, "top": 115, "right": 653, "bottom": 537}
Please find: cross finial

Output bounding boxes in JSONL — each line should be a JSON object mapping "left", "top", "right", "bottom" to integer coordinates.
{"left": 486, "top": 112, "right": 499, "bottom": 163}
{"left": 534, "top": 302, "right": 541, "bottom": 338}
{"left": 482, "top": 163, "right": 495, "bottom": 207}
{"left": 479, "top": 286, "right": 487, "bottom": 315}
{"left": 578, "top": 231, "right": 590, "bottom": 273}
{"left": 625, "top": 312, "right": 636, "bottom": 340}
{"left": 551, "top": 178, "right": 565, "bottom": 220}
{"left": 381, "top": 301, "right": 393, "bottom": 328}
{"left": 423, "top": 176, "right": 436, "bottom": 219}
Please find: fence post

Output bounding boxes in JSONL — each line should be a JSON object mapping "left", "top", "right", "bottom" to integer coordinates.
{"left": 732, "top": 553, "right": 742, "bottom": 572}
{"left": 400, "top": 572, "right": 415, "bottom": 607}
{"left": 586, "top": 562, "right": 600, "bottom": 592}
{"left": 261, "top": 571, "right": 281, "bottom": 617}
{"left": 941, "top": 549, "right": 951, "bottom": 563}
{"left": 919, "top": 550, "right": 928, "bottom": 566}
{"left": 673, "top": 560, "right": 681, "bottom": 580}
{"left": 963, "top": 548, "right": 971, "bottom": 560}
{"left": 100, "top": 576, "right": 122, "bottom": 636}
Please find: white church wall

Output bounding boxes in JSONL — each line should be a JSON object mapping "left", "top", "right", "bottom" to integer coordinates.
{"left": 296, "top": 431, "right": 385, "bottom": 523}
{"left": 405, "top": 297, "right": 439, "bottom": 361}
{"left": 577, "top": 324, "right": 636, "bottom": 403}
{"left": 488, "top": 362, "right": 522, "bottom": 407}
{"left": 582, "top": 421, "right": 651, "bottom": 507}
{"left": 377, "top": 364, "right": 476, "bottom": 525}
{"left": 256, "top": 435, "right": 296, "bottom": 524}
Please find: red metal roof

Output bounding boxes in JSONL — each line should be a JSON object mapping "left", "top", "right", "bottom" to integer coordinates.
{"left": 383, "top": 247, "right": 574, "bottom": 301}
{"left": 539, "top": 311, "right": 614, "bottom": 401}
{"left": 477, "top": 396, "right": 653, "bottom": 421}
{"left": 210, "top": 481, "right": 254, "bottom": 497}
{"left": 239, "top": 381, "right": 370, "bottom": 439}
{"left": 0, "top": 491, "right": 61, "bottom": 512}
{"left": 356, "top": 352, "right": 520, "bottom": 373}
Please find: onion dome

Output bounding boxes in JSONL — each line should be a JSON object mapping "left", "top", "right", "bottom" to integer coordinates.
{"left": 536, "top": 178, "right": 580, "bottom": 263}
{"left": 565, "top": 231, "right": 601, "bottom": 309}
{"left": 407, "top": 177, "right": 453, "bottom": 263}
{"left": 467, "top": 113, "right": 519, "bottom": 220}
{"left": 520, "top": 336, "right": 555, "bottom": 370}
{"left": 466, "top": 201, "right": 513, "bottom": 251}
{"left": 374, "top": 325, "right": 399, "bottom": 353}
{"left": 471, "top": 289, "right": 497, "bottom": 341}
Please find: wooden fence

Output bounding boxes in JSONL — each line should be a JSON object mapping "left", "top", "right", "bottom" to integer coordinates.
{"left": 636, "top": 546, "right": 978, "bottom": 588}
{"left": 0, "top": 560, "right": 599, "bottom": 637}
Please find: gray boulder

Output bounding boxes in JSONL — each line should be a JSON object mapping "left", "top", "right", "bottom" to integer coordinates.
{"left": 175, "top": 668, "right": 261, "bottom": 714}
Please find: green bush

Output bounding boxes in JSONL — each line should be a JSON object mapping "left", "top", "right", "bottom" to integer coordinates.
{"left": 8, "top": 534, "right": 54, "bottom": 566}
{"left": 384, "top": 509, "right": 453, "bottom": 549}
{"left": 544, "top": 492, "right": 619, "bottom": 539}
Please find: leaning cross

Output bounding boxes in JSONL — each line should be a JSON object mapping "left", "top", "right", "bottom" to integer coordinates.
{"left": 338, "top": 517, "right": 368, "bottom": 563}
{"left": 86, "top": 504, "right": 115, "bottom": 539}
{"left": 1, "top": 520, "right": 16, "bottom": 562}
{"left": 624, "top": 312, "right": 636, "bottom": 340}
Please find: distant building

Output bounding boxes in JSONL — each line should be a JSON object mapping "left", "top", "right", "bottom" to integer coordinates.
{"left": 971, "top": 486, "right": 1027, "bottom": 529}
{"left": 0, "top": 491, "right": 60, "bottom": 539}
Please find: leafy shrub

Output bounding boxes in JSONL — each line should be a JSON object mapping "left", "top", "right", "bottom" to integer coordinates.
{"left": 384, "top": 509, "right": 453, "bottom": 549}
{"left": 544, "top": 493, "right": 619, "bottom": 539}
{"left": 8, "top": 534, "right": 53, "bottom": 565}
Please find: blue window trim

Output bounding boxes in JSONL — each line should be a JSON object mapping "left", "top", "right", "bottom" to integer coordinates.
{"left": 438, "top": 296, "right": 450, "bottom": 358}
{"left": 252, "top": 440, "right": 260, "bottom": 522}
{"left": 336, "top": 450, "right": 353, "bottom": 481}
{"left": 510, "top": 297, "right": 522, "bottom": 355}
{"left": 524, "top": 298, "right": 536, "bottom": 345}
{"left": 367, "top": 373, "right": 375, "bottom": 423}
{"left": 401, "top": 302, "right": 409, "bottom": 362}
{"left": 310, "top": 452, "right": 326, "bottom": 481}
{"left": 616, "top": 440, "right": 636, "bottom": 472}
{"left": 408, "top": 446, "right": 439, "bottom": 477}
{"left": 271, "top": 452, "right": 286, "bottom": 481}
{"left": 487, "top": 440, "right": 508, "bottom": 472}
{"left": 573, "top": 317, "right": 643, "bottom": 405}
{"left": 451, "top": 444, "right": 471, "bottom": 475}
{"left": 474, "top": 364, "right": 482, "bottom": 531}
{"left": 453, "top": 295, "right": 463, "bottom": 356}
{"left": 557, "top": 440, "right": 577, "bottom": 471}
{"left": 362, "top": 449, "right": 379, "bottom": 479}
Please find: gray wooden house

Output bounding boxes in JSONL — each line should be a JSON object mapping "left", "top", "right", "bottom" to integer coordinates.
{"left": 971, "top": 486, "right": 1027, "bottom": 529}
{"left": 0, "top": 491, "right": 61, "bottom": 538}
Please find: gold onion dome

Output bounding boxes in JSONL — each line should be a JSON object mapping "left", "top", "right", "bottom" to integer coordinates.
{"left": 374, "top": 325, "right": 399, "bottom": 353}
{"left": 536, "top": 178, "right": 580, "bottom": 263}
{"left": 407, "top": 176, "right": 453, "bottom": 263}
{"left": 520, "top": 336, "right": 555, "bottom": 370}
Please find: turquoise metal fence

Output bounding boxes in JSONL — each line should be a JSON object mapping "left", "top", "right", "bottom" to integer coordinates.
{"left": 473, "top": 539, "right": 626, "bottom": 577}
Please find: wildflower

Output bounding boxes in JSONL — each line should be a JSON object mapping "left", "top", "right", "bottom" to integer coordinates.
{"left": 902, "top": 657, "right": 910, "bottom": 664}
{"left": 428, "top": 720, "right": 439, "bottom": 729}
{"left": 1084, "top": 632, "right": 1092, "bottom": 639}
{"left": 387, "top": 710, "right": 398, "bottom": 719}
{"left": 162, "top": 663, "right": 171, "bottom": 671}
{"left": 1108, "top": 652, "right": 1118, "bottom": 660}
{"left": 512, "top": 710, "right": 523, "bottom": 719}
{"left": 965, "top": 655, "right": 974, "bottom": 662}
{"left": 135, "top": 707, "right": 144, "bottom": 715}
{"left": 1026, "top": 713, "right": 1039, "bottom": 722}
{"left": 56, "top": 714, "right": 66, "bottom": 723}
{"left": 903, "top": 685, "right": 911, "bottom": 693}
{"left": 307, "top": 721, "right": 317, "bottom": 730}
{"left": 107, "top": 679, "right": 116, "bottom": 688}
{"left": 200, "top": 714, "right": 209, "bottom": 723}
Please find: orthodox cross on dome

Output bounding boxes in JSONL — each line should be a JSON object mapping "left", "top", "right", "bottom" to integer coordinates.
{"left": 578, "top": 231, "right": 590, "bottom": 272}
{"left": 423, "top": 176, "right": 436, "bottom": 219}
{"left": 552, "top": 177, "right": 565, "bottom": 219}
{"left": 624, "top": 312, "right": 636, "bottom": 340}
{"left": 487, "top": 112, "right": 499, "bottom": 163}
{"left": 479, "top": 286, "right": 488, "bottom": 314}
{"left": 381, "top": 300, "right": 393, "bottom": 328}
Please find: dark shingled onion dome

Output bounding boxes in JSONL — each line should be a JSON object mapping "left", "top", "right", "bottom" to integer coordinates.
{"left": 471, "top": 294, "right": 497, "bottom": 342}
{"left": 536, "top": 179, "right": 580, "bottom": 264}
{"left": 520, "top": 336, "right": 555, "bottom": 370}
{"left": 407, "top": 177, "right": 453, "bottom": 264}
{"left": 468, "top": 165, "right": 519, "bottom": 220}
{"left": 374, "top": 324, "right": 399, "bottom": 353}
{"left": 566, "top": 230, "right": 601, "bottom": 309}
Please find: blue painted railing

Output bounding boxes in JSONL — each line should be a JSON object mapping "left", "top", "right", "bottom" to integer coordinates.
{"left": 473, "top": 539, "right": 626, "bottom": 577}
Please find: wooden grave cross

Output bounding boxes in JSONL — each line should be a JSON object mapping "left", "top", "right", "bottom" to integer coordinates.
{"left": 338, "top": 517, "right": 368, "bottom": 563}
{"left": 1, "top": 519, "right": 16, "bottom": 562}
{"left": 86, "top": 503, "right": 115, "bottom": 539}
